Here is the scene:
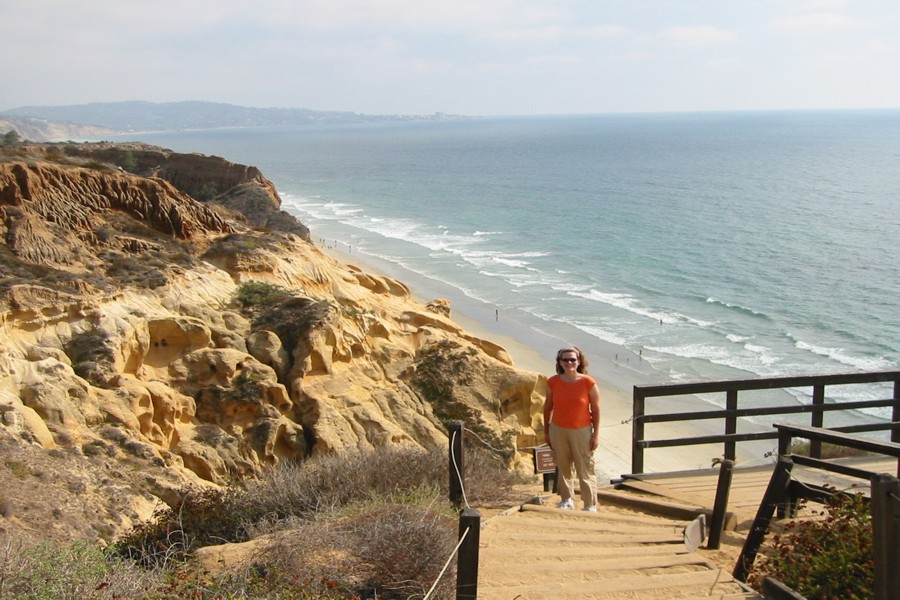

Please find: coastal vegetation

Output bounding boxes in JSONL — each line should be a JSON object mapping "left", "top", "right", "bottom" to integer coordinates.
{"left": 1, "top": 445, "right": 523, "bottom": 599}
{"left": 749, "top": 488, "right": 874, "bottom": 599}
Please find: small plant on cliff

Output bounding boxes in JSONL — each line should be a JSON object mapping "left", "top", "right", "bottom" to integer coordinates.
{"left": 194, "top": 182, "right": 219, "bottom": 201}
{"left": 411, "top": 339, "right": 475, "bottom": 408}
{"left": 235, "top": 281, "right": 297, "bottom": 308}
{"left": 218, "top": 370, "right": 267, "bottom": 406}
{"left": 1, "top": 130, "right": 21, "bottom": 147}
{"left": 749, "top": 486, "right": 874, "bottom": 599}
{"left": 409, "top": 340, "right": 509, "bottom": 460}
{"left": 119, "top": 150, "right": 137, "bottom": 173}
{"left": 251, "top": 297, "right": 331, "bottom": 361}
{"left": 64, "top": 330, "right": 118, "bottom": 388}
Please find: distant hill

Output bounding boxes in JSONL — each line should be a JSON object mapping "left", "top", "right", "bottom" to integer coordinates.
{"left": 1, "top": 100, "right": 465, "bottom": 139}
{"left": 0, "top": 115, "right": 115, "bottom": 142}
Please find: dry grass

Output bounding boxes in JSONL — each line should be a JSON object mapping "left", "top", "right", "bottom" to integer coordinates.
{"left": 90, "top": 444, "right": 527, "bottom": 599}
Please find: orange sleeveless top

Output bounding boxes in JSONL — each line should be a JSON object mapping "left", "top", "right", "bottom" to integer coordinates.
{"left": 547, "top": 374, "right": 597, "bottom": 429}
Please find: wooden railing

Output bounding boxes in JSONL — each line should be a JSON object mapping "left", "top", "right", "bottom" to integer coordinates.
{"left": 734, "top": 425, "right": 900, "bottom": 599}
{"left": 632, "top": 371, "right": 900, "bottom": 474}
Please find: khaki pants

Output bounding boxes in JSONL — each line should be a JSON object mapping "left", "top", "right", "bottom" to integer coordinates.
{"left": 549, "top": 423, "right": 597, "bottom": 507}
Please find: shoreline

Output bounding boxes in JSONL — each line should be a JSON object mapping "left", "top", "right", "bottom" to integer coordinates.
{"left": 317, "top": 240, "right": 777, "bottom": 478}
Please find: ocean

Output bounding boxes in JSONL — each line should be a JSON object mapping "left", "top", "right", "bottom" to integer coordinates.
{"left": 118, "top": 110, "right": 900, "bottom": 422}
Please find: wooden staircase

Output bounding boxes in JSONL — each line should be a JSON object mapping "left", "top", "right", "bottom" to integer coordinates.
{"left": 477, "top": 501, "right": 761, "bottom": 599}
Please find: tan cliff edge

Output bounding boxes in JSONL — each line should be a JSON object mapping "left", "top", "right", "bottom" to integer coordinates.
{"left": 0, "top": 142, "right": 546, "bottom": 544}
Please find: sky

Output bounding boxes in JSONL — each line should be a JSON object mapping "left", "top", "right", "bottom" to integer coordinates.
{"left": 2, "top": 0, "right": 900, "bottom": 117}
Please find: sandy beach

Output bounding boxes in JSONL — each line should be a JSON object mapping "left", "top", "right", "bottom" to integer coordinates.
{"left": 318, "top": 241, "right": 778, "bottom": 481}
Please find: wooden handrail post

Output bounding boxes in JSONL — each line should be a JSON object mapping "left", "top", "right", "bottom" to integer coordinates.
{"left": 810, "top": 384, "right": 825, "bottom": 458}
{"left": 724, "top": 390, "right": 738, "bottom": 462}
{"left": 448, "top": 421, "right": 465, "bottom": 508}
{"left": 632, "top": 390, "right": 645, "bottom": 474}
{"left": 870, "top": 473, "right": 900, "bottom": 600}
{"left": 456, "top": 508, "right": 481, "bottom": 600}
{"left": 777, "top": 427, "right": 792, "bottom": 457}
{"left": 707, "top": 459, "right": 734, "bottom": 550}
{"left": 734, "top": 455, "right": 794, "bottom": 582}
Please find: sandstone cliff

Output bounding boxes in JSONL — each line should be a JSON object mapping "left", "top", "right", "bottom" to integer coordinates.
{"left": 0, "top": 143, "right": 545, "bottom": 544}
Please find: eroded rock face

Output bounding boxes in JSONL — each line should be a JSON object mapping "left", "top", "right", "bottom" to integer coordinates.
{"left": 0, "top": 145, "right": 546, "bottom": 544}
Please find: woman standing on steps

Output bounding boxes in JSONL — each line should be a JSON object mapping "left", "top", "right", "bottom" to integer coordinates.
{"left": 543, "top": 347, "right": 601, "bottom": 512}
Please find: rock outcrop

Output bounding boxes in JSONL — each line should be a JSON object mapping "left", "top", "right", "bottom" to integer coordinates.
{"left": 0, "top": 144, "right": 545, "bottom": 544}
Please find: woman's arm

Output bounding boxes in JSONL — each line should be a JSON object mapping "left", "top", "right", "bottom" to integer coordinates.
{"left": 543, "top": 386, "right": 554, "bottom": 447}
{"left": 589, "top": 383, "right": 601, "bottom": 451}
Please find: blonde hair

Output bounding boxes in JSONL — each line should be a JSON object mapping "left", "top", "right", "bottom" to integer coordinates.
{"left": 555, "top": 347, "right": 588, "bottom": 375}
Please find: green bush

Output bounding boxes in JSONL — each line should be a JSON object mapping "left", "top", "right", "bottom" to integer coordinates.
{"left": 114, "top": 486, "right": 246, "bottom": 567}
{"left": 1, "top": 130, "right": 21, "bottom": 147}
{"left": 250, "top": 296, "right": 331, "bottom": 358}
{"left": 0, "top": 537, "right": 152, "bottom": 600}
{"left": 750, "top": 488, "right": 873, "bottom": 599}
{"left": 235, "top": 281, "right": 297, "bottom": 308}
{"left": 790, "top": 439, "right": 873, "bottom": 459}
{"left": 64, "top": 330, "right": 118, "bottom": 387}
{"left": 410, "top": 340, "right": 511, "bottom": 460}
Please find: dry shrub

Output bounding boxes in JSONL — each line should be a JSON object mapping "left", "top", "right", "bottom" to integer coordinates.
{"left": 112, "top": 443, "right": 524, "bottom": 598}
{"left": 232, "top": 446, "right": 446, "bottom": 529}
{"left": 235, "top": 443, "right": 523, "bottom": 533}
{"left": 258, "top": 500, "right": 457, "bottom": 600}
{"left": 0, "top": 532, "right": 155, "bottom": 600}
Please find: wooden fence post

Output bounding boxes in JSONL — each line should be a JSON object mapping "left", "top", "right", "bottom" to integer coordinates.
{"left": 734, "top": 455, "right": 794, "bottom": 582}
{"left": 707, "top": 459, "right": 734, "bottom": 550}
{"left": 632, "top": 391, "right": 645, "bottom": 474}
{"left": 456, "top": 508, "right": 481, "bottom": 600}
{"left": 810, "top": 384, "right": 825, "bottom": 458}
{"left": 448, "top": 421, "right": 465, "bottom": 508}
{"left": 724, "top": 389, "right": 738, "bottom": 462}
{"left": 871, "top": 473, "right": 900, "bottom": 600}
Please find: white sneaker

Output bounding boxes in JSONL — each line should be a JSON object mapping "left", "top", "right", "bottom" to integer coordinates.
{"left": 556, "top": 498, "right": 574, "bottom": 510}
{"left": 583, "top": 505, "right": 598, "bottom": 513}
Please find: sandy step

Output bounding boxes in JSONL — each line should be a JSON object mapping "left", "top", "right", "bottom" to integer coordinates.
{"left": 519, "top": 502, "right": 690, "bottom": 527}
{"left": 479, "top": 552, "right": 714, "bottom": 585}
{"left": 478, "top": 568, "right": 747, "bottom": 600}
{"left": 479, "top": 543, "right": 693, "bottom": 564}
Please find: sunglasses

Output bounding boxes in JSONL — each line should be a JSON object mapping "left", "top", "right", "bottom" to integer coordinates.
{"left": 559, "top": 357, "right": 578, "bottom": 363}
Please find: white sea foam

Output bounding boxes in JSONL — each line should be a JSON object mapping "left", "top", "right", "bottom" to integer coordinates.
{"left": 794, "top": 340, "right": 893, "bottom": 372}
{"left": 569, "top": 289, "right": 716, "bottom": 328}
{"left": 706, "top": 297, "right": 768, "bottom": 319}
{"left": 572, "top": 323, "right": 628, "bottom": 346}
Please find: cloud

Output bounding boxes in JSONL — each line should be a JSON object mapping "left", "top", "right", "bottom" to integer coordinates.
{"left": 481, "top": 22, "right": 632, "bottom": 45}
{"left": 661, "top": 25, "right": 740, "bottom": 47}
{"left": 253, "top": 0, "right": 561, "bottom": 31}
{"left": 580, "top": 25, "right": 633, "bottom": 39}
{"left": 770, "top": 11, "right": 869, "bottom": 35}
{"left": 484, "top": 26, "right": 565, "bottom": 44}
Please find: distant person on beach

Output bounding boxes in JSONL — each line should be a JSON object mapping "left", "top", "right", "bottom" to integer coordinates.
{"left": 543, "top": 347, "right": 601, "bottom": 511}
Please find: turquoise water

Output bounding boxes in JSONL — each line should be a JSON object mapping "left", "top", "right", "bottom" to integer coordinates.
{"left": 122, "top": 110, "right": 900, "bottom": 416}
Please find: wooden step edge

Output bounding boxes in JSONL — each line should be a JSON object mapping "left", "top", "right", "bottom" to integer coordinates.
{"left": 518, "top": 501, "right": 689, "bottom": 527}
{"left": 478, "top": 567, "right": 741, "bottom": 595}
{"left": 596, "top": 489, "right": 738, "bottom": 530}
